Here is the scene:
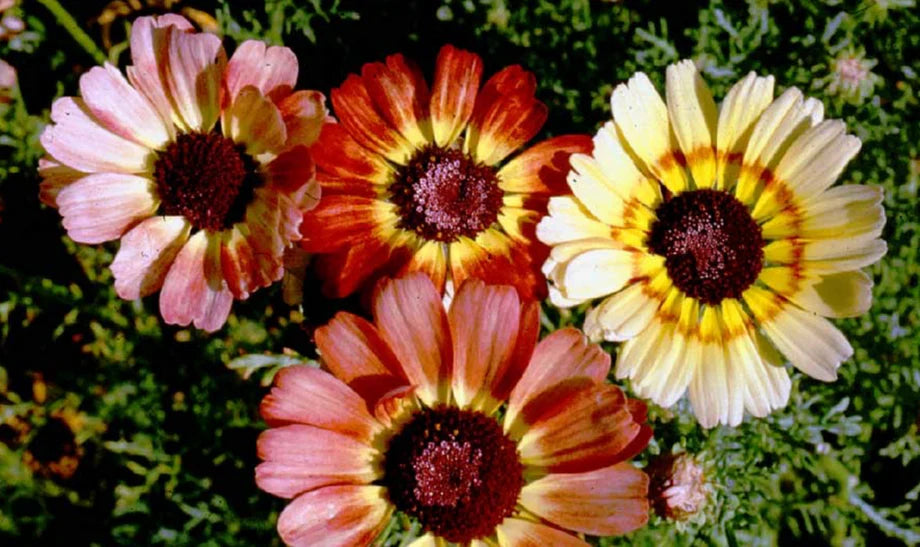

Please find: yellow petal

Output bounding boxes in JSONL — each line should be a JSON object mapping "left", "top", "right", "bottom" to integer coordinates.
{"left": 716, "top": 71, "right": 774, "bottom": 189}
{"left": 666, "top": 60, "right": 717, "bottom": 189}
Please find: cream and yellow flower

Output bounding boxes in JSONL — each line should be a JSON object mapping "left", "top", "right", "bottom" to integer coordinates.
{"left": 538, "top": 60, "right": 886, "bottom": 428}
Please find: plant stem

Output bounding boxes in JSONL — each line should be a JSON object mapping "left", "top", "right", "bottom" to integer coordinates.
{"left": 36, "top": 0, "right": 107, "bottom": 65}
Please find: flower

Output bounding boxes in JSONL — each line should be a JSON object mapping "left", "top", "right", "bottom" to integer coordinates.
{"left": 821, "top": 49, "right": 883, "bottom": 105}
{"left": 646, "top": 452, "right": 709, "bottom": 521}
{"left": 538, "top": 60, "right": 886, "bottom": 428}
{"left": 299, "top": 44, "right": 591, "bottom": 300}
{"left": 0, "top": 58, "right": 15, "bottom": 103}
{"left": 39, "top": 15, "right": 326, "bottom": 331}
{"left": 255, "top": 273, "right": 652, "bottom": 545}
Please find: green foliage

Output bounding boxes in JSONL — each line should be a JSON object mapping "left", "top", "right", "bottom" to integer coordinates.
{"left": 1, "top": 0, "right": 919, "bottom": 545}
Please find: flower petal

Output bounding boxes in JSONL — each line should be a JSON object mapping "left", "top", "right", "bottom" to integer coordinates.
{"left": 362, "top": 53, "right": 432, "bottom": 147}
{"left": 449, "top": 230, "right": 546, "bottom": 300}
{"left": 55, "top": 173, "right": 158, "bottom": 244}
{"left": 222, "top": 86, "right": 287, "bottom": 157}
{"left": 312, "top": 122, "right": 392, "bottom": 184}
{"left": 744, "top": 286, "right": 853, "bottom": 381}
{"left": 536, "top": 196, "right": 611, "bottom": 245}
{"left": 761, "top": 184, "right": 884, "bottom": 240}
{"left": 299, "top": 195, "right": 392, "bottom": 253}
{"left": 430, "top": 45, "right": 483, "bottom": 147}
{"left": 583, "top": 282, "right": 660, "bottom": 343}
{"left": 164, "top": 26, "right": 225, "bottom": 132}
{"left": 665, "top": 59, "right": 717, "bottom": 188}
{"left": 278, "top": 90, "right": 328, "bottom": 148}
{"left": 373, "top": 273, "right": 452, "bottom": 405}
{"left": 260, "top": 365, "right": 383, "bottom": 441}
{"left": 397, "top": 240, "right": 448, "bottom": 294}
{"left": 448, "top": 279, "right": 521, "bottom": 410}
{"left": 41, "top": 97, "right": 153, "bottom": 173}
{"left": 331, "top": 74, "right": 415, "bottom": 164}
{"left": 276, "top": 485, "right": 392, "bottom": 546}
{"left": 498, "top": 135, "right": 593, "bottom": 195}
{"left": 504, "top": 328, "right": 609, "bottom": 437}
{"left": 715, "top": 71, "right": 774, "bottom": 189}
{"left": 225, "top": 40, "right": 298, "bottom": 102}
{"left": 80, "top": 63, "right": 171, "bottom": 149}
{"left": 496, "top": 518, "right": 588, "bottom": 547}
{"left": 159, "top": 231, "right": 234, "bottom": 332}
{"left": 127, "top": 15, "right": 194, "bottom": 126}
{"left": 38, "top": 157, "right": 84, "bottom": 207}
{"left": 552, "top": 247, "right": 635, "bottom": 301}
{"left": 519, "top": 463, "right": 650, "bottom": 536}
{"left": 111, "top": 215, "right": 191, "bottom": 299}
{"left": 255, "top": 424, "right": 379, "bottom": 499}
{"left": 518, "top": 384, "right": 649, "bottom": 473}
{"left": 466, "top": 65, "right": 547, "bottom": 165}
{"left": 314, "top": 312, "right": 407, "bottom": 405}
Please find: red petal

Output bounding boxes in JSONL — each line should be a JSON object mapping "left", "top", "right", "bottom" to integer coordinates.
{"left": 505, "top": 328, "right": 610, "bottom": 436}
{"left": 299, "top": 195, "right": 388, "bottom": 252}
{"left": 313, "top": 236, "right": 412, "bottom": 298}
{"left": 362, "top": 54, "right": 431, "bottom": 146}
{"left": 314, "top": 312, "right": 406, "bottom": 405}
{"left": 276, "top": 485, "right": 392, "bottom": 546}
{"left": 448, "top": 230, "right": 547, "bottom": 300}
{"left": 396, "top": 240, "right": 448, "bottom": 294}
{"left": 372, "top": 273, "right": 452, "bottom": 405}
{"left": 518, "top": 384, "right": 648, "bottom": 473}
{"left": 467, "top": 65, "right": 547, "bottom": 165}
{"left": 312, "top": 121, "right": 392, "bottom": 184}
{"left": 331, "top": 74, "right": 414, "bottom": 163}
{"left": 519, "top": 463, "right": 650, "bottom": 536}
{"left": 259, "top": 365, "right": 382, "bottom": 441}
{"left": 498, "top": 135, "right": 593, "bottom": 195}
{"left": 255, "top": 424, "right": 378, "bottom": 499}
{"left": 430, "top": 45, "right": 483, "bottom": 147}
{"left": 158, "top": 231, "right": 234, "bottom": 332}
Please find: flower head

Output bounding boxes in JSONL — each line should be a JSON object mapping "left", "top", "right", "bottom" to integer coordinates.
{"left": 823, "top": 49, "right": 882, "bottom": 105}
{"left": 256, "top": 273, "right": 652, "bottom": 545}
{"left": 647, "top": 452, "right": 709, "bottom": 521}
{"left": 538, "top": 60, "right": 886, "bottom": 428}
{"left": 39, "top": 15, "right": 326, "bottom": 331}
{"left": 299, "top": 44, "right": 591, "bottom": 300}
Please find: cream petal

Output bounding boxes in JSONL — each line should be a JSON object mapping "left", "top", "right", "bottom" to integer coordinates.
{"left": 592, "top": 121, "right": 661, "bottom": 207}
{"left": 744, "top": 287, "right": 852, "bottom": 381}
{"left": 159, "top": 231, "right": 234, "bottom": 332}
{"left": 631, "top": 321, "right": 694, "bottom": 409}
{"left": 536, "top": 196, "right": 612, "bottom": 245}
{"left": 55, "top": 173, "right": 158, "bottom": 244}
{"left": 583, "top": 282, "right": 659, "bottom": 343}
{"left": 730, "top": 328, "right": 790, "bottom": 418}
{"left": 41, "top": 97, "right": 153, "bottom": 174}
{"left": 610, "top": 71, "right": 688, "bottom": 192}
{"left": 567, "top": 153, "right": 627, "bottom": 224}
{"left": 761, "top": 184, "right": 885, "bottom": 240}
{"left": 715, "top": 71, "right": 774, "bottom": 189}
{"left": 111, "top": 215, "right": 191, "bottom": 299}
{"left": 665, "top": 59, "right": 717, "bottom": 188}
{"left": 555, "top": 248, "right": 635, "bottom": 302}
{"left": 688, "top": 338, "right": 745, "bottom": 428}
{"left": 779, "top": 270, "right": 874, "bottom": 318}
{"left": 80, "top": 63, "right": 171, "bottom": 149}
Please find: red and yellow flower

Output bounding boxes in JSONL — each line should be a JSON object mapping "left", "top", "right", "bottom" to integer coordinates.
{"left": 256, "top": 273, "right": 652, "bottom": 545}
{"left": 299, "top": 45, "right": 591, "bottom": 300}
{"left": 39, "top": 15, "right": 326, "bottom": 331}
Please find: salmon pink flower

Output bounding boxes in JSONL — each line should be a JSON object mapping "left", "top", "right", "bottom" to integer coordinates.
{"left": 256, "top": 273, "right": 652, "bottom": 545}
{"left": 299, "top": 45, "right": 591, "bottom": 300}
{"left": 39, "top": 15, "right": 326, "bottom": 331}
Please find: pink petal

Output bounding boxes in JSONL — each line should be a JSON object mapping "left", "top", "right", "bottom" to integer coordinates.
{"left": 220, "top": 225, "right": 272, "bottom": 300}
{"left": 111, "top": 215, "right": 191, "bottom": 299}
{"left": 127, "top": 15, "right": 194, "bottom": 127}
{"left": 517, "top": 384, "right": 648, "bottom": 473}
{"left": 158, "top": 231, "right": 234, "bottom": 332}
{"left": 222, "top": 86, "right": 286, "bottom": 157}
{"left": 255, "top": 424, "right": 379, "bottom": 499}
{"left": 80, "top": 63, "right": 171, "bottom": 149}
{"left": 55, "top": 173, "right": 158, "bottom": 244}
{"left": 447, "top": 279, "right": 521, "bottom": 410}
{"left": 314, "top": 312, "right": 407, "bottom": 405}
{"left": 278, "top": 90, "right": 328, "bottom": 148}
{"left": 496, "top": 518, "right": 588, "bottom": 547}
{"left": 225, "top": 40, "right": 298, "bottom": 103}
{"left": 164, "top": 25, "right": 225, "bottom": 131}
{"left": 41, "top": 97, "right": 152, "bottom": 173}
{"left": 241, "top": 187, "right": 301, "bottom": 279}
{"left": 519, "top": 463, "right": 650, "bottom": 536}
{"left": 504, "top": 328, "right": 610, "bottom": 436}
{"left": 276, "top": 485, "right": 392, "bottom": 546}
{"left": 373, "top": 273, "right": 452, "bottom": 405}
{"left": 260, "top": 365, "right": 382, "bottom": 441}
{"left": 37, "top": 157, "right": 84, "bottom": 207}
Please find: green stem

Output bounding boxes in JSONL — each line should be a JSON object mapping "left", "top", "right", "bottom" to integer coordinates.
{"left": 36, "top": 0, "right": 107, "bottom": 65}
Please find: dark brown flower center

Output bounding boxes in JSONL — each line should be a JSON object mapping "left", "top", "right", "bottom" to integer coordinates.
{"left": 154, "top": 132, "right": 260, "bottom": 232}
{"left": 647, "top": 189, "right": 764, "bottom": 305}
{"left": 382, "top": 406, "right": 523, "bottom": 543}
{"left": 390, "top": 145, "right": 503, "bottom": 242}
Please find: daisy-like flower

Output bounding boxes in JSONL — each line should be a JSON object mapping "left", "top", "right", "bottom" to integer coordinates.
{"left": 39, "top": 15, "right": 326, "bottom": 331}
{"left": 538, "top": 60, "right": 887, "bottom": 428}
{"left": 256, "top": 273, "right": 652, "bottom": 545}
{"left": 299, "top": 45, "right": 591, "bottom": 299}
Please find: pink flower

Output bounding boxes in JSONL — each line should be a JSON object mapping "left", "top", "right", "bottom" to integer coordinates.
{"left": 39, "top": 15, "right": 326, "bottom": 331}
